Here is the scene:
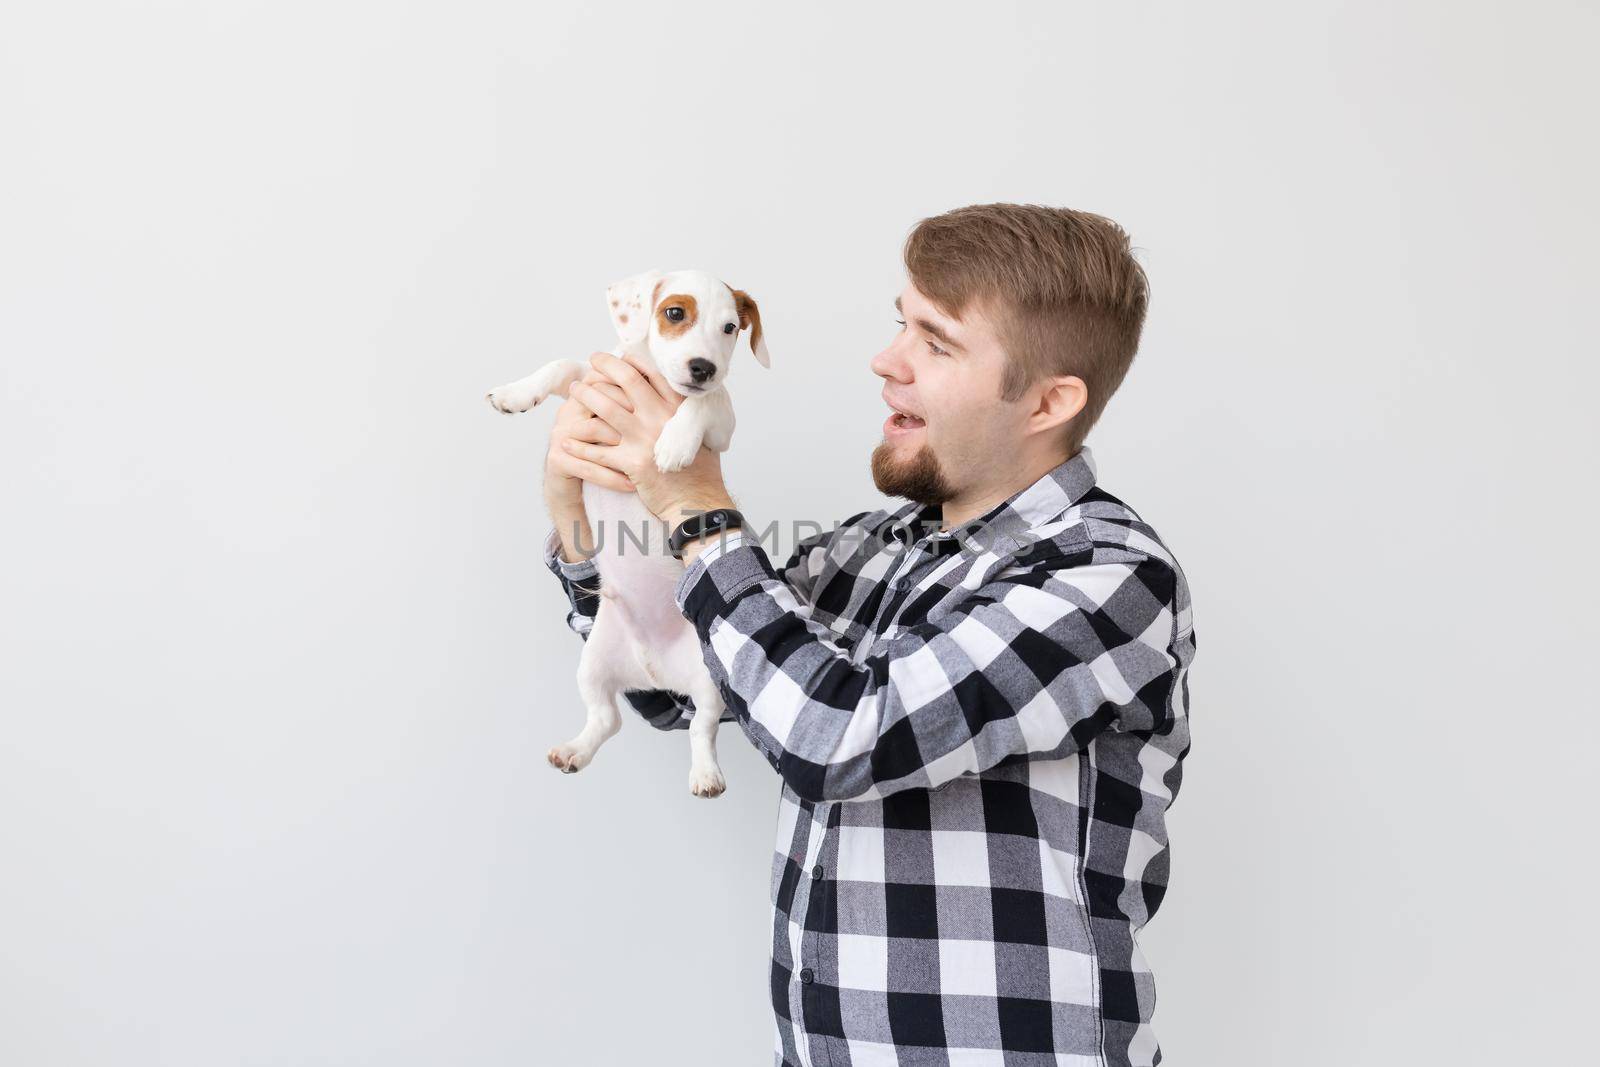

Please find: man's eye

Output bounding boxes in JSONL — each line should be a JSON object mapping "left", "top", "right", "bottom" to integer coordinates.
{"left": 723, "top": 322, "right": 736, "bottom": 334}
{"left": 894, "top": 318, "right": 906, "bottom": 329}
{"left": 665, "top": 307, "right": 685, "bottom": 322}
{"left": 926, "top": 339, "right": 949, "bottom": 357}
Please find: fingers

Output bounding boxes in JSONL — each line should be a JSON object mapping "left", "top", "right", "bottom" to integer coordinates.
{"left": 549, "top": 450, "right": 634, "bottom": 493}
{"left": 562, "top": 438, "right": 639, "bottom": 485}
{"left": 562, "top": 438, "right": 610, "bottom": 464}
{"left": 568, "top": 380, "right": 634, "bottom": 427}
{"left": 588, "top": 352, "right": 661, "bottom": 413}
{"left": 580, "top": 368, "right": 634, "bottom": 411}
{"left": 569, "top": 416, "right": 621, "bottom": 446}
{"left": 618, "top": 352, "right": 679, "bottom": 407}
{"left": 553, "top": 384, "right": 597, "bottom": 422}
{"left": 564, "top": 378, "right": 631, "bottom": 416}
{"left": 591, "top": 381, "right": 631, "bottom": 410}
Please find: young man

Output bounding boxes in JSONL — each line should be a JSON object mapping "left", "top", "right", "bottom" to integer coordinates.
{"left": 541, "top": 203, "right": 1195, "bottom": 1067}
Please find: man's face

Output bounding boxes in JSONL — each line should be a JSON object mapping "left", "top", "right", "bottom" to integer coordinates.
{"left": 870, "top": 283, "right": 1027, "bottom": 507}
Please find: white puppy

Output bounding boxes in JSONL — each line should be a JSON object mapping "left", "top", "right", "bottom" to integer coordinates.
{"left": 486, "top": 269, "right": 770, "bottom": 797}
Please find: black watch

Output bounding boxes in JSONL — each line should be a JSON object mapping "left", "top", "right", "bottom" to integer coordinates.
{"left": 668, "top": 507, "right": 745, "bottom": 560}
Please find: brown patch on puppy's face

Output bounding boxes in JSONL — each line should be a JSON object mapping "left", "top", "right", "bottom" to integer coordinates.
{"left": 655, "top": 293, "right": 699, "bottom": 338}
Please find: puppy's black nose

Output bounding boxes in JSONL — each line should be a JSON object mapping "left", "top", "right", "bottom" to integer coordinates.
{"left": 688, "top": 358, "right": 716, "bottom": 383}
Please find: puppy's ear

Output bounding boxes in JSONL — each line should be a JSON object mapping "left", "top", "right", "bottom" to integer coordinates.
{"left": 731, "top": 289, "right": 770, "bottom": 368}
{"left": 606, "top": 269, "right": 665, "bottom": 346}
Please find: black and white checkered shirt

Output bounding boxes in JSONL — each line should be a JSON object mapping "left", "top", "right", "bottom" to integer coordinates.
{"left": 542, "top": 447, "right": 1195, "bottom": 1066}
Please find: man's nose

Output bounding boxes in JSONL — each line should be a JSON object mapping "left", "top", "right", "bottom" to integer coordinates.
{"left": 688, "top": 358, "right": 716, "bottom": 383}
{"left": 870, "top": 336, "right": 911, "bottom": 382}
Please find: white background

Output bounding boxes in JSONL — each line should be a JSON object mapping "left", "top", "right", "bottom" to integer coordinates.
{"left": 3, "top": 2, "right": 1596, "bottom": 1064}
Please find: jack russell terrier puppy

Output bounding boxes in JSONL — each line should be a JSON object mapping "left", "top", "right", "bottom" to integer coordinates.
{"left": 486, "top": 269, "right": 770, "bottom": 797}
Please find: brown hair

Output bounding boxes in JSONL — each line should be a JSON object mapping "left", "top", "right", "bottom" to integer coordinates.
{"left": 903, "top": 203, "right": 1149, "bottom": 453}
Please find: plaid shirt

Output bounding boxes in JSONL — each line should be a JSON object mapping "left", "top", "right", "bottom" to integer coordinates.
{"left": 542, "top": 447, "right": 1195, "bottom": 1066}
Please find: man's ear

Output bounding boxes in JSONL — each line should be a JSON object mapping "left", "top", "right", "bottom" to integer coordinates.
{"left": 1030, "top": 375, "right": 1089, "bottom": 436}
{"left": 606, "top": 269, "right": 665, "bottom": 346}
{"left": 731, "top": 288, "right": 770, "bottom": 367}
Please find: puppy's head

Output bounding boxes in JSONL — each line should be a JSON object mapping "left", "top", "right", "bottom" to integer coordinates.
{"left": 606, "top": 269, "right": 770, "bottom": 397}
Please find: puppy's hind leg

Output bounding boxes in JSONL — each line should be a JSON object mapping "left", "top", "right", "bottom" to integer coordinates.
{"left": 683, "top": 672, "right": 728, "bottom": 799}
{"left": 486, "top": 358, "right": 587, "bottom": 414}
{"left": 547, "top": 600, "right": 627, "bottom": 774}
{"left": 656, "top": 626, "right": 729, "bottom": 798}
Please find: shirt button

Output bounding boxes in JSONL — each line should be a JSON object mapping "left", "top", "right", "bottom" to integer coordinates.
{"left": 811, "top": 863, "right": 824, "bottom": 880}
{"left": 799, "top": 968, "right": 814, "bottom": 985}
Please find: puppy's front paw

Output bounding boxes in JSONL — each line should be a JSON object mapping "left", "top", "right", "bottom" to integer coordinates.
{"left": 653, "top": 423, "right": 703, "bottom": 472}
{"left": 688, "top": 762, "right": 726, "bottom": 798}
{"left": 486, "top": 383, "right": 545, "bottom": 414}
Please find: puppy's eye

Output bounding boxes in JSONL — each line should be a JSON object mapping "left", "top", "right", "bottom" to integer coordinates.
{"left": 723, "top": 322, "right": 736, "bottom": 334}
{"left": 665, "top": 307, "right": 685, "bottom": 322}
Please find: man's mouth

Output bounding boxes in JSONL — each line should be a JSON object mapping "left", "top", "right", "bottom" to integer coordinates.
{"left": 883, "top": 397, "right": 927, "bottom": 437}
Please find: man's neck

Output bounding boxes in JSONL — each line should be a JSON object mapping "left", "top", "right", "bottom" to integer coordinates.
{"left": 937, "top": 448, "right": 1075, "bottom": 531}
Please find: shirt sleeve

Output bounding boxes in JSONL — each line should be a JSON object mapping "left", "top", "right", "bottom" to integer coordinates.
{"left": 670, "top": 532, "right": 1190, "bottom": 803}
{"left": 681, "top": 513, "right": 857, "bottom": 611}
{"left": 541, "top": 525, "right": 703, "bottom": 732}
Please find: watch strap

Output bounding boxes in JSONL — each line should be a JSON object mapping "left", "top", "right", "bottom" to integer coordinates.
{"left": 668, "top": 507, "right": 745, "bottom": 559}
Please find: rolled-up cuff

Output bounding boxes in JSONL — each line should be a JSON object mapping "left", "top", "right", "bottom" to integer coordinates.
{"left": 543, "top": 525, "right": 600, "bottom": 582}
{"left": 674, "top": 536, "right": 778, "bottom": 629}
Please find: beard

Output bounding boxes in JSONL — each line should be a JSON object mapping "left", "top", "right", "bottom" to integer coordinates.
{"left": 870, "top": 437, "right": 957, "bottom": 505}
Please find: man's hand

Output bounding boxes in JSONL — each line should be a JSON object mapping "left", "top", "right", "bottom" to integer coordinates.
{"left": 543, "top": 358, "right": 636, "bottom": 507}
{"left": 564, "top": 352, "right": 734, "bottom": 524}
{"left": 542, "top": 359, "right": 638, "bottom": 565}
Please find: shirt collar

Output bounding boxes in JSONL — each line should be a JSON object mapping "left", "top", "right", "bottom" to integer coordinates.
{"left": 886, "top": 446, "right": 1099, "bottom": 558}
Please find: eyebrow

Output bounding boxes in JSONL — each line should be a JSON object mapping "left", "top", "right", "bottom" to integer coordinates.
{"left": 894, "top": 295, "right": 965, "bottom": 353}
